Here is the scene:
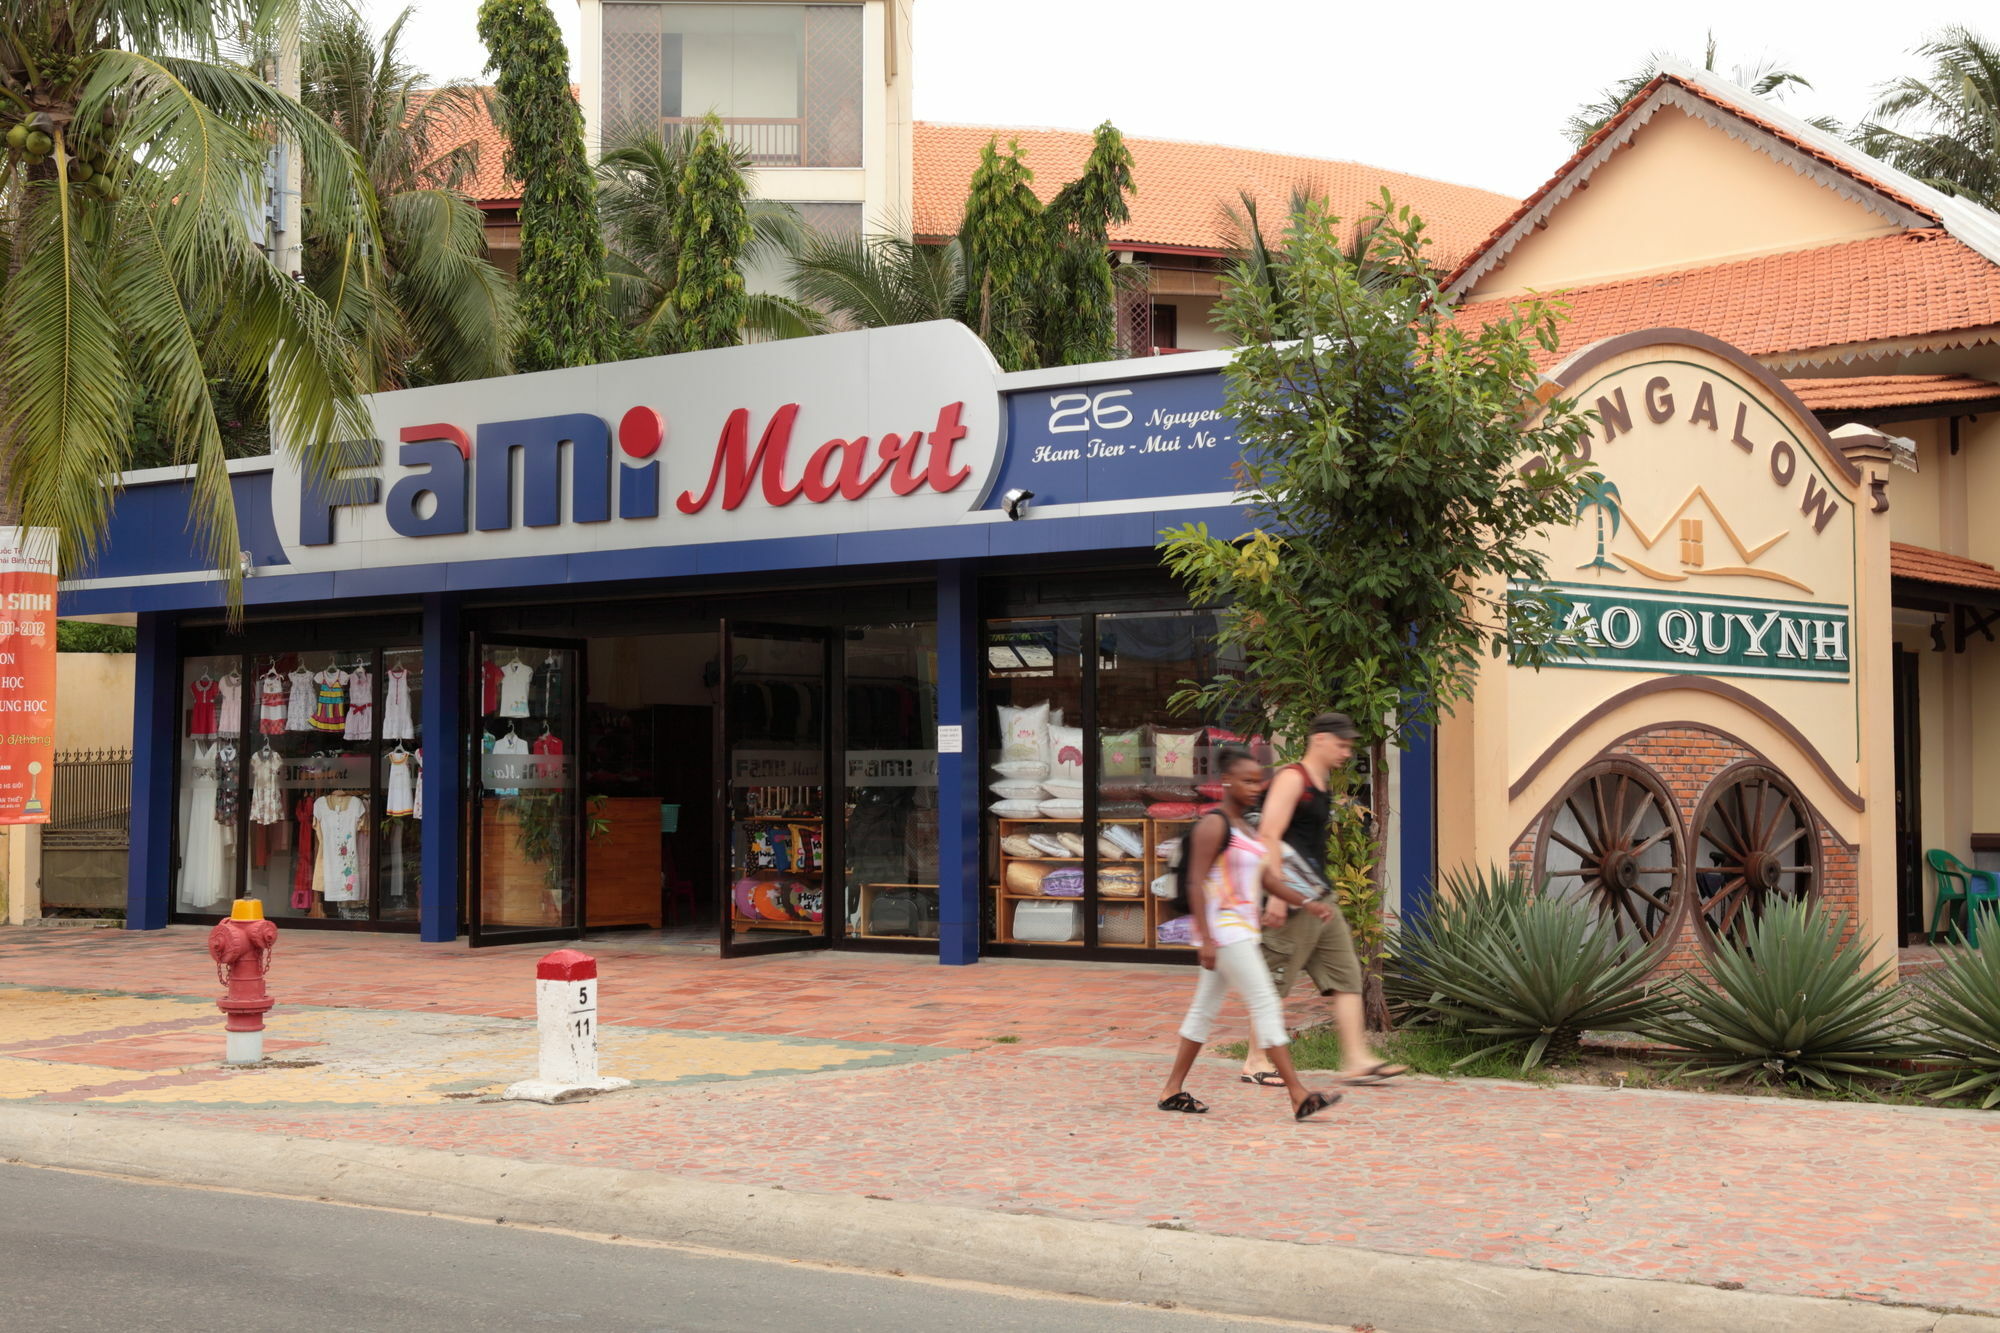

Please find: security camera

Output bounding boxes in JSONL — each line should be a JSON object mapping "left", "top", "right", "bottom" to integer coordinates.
{"left": 1001, "top": 489, "right": 1034, "bottom": 521}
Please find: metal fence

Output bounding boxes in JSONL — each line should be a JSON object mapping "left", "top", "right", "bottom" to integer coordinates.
{"left": 44, "top": 747, "right": 132, "bottom": 850}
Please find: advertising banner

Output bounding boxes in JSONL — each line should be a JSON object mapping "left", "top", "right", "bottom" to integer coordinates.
{"left": 0, "top": 528, "right": 58, "bottom": 825}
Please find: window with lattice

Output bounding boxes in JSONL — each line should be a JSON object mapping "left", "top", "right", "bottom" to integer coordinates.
{"left": 1680, "top": 518, "right": 1703, "bottom": 568}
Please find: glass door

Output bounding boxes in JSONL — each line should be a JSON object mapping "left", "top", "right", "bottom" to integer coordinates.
{"left": 468, "top": 634, "right": 586, "bottom": 947}
{"left": 720, "top": 622, "right": 833, "bottom": 957}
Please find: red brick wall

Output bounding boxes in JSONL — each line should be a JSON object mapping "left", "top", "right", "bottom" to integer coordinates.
{"left": 1509, "top": 724, "right": 1858, "bottom": 978}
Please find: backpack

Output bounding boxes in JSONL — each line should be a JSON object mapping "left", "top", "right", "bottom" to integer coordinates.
{"left": 1149, "top": 810, "right": 1230, "bottom": 919}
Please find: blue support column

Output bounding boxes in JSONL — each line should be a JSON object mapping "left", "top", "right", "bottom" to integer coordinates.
{"left": 935, "top": 560, "right": 980, "bottom": 965}
{"left": 126, "top": 612, "right": 178, "bottom": 930}
{"left": 419, "top": 592, "right": 463, "bottom": 942}
{"left": 1397, "top": 720, "right": 1436, "bottom": 929}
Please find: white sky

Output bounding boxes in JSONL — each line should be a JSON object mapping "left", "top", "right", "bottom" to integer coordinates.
{"left": 361, "top": 0, "right": 1979, "bottom": 198}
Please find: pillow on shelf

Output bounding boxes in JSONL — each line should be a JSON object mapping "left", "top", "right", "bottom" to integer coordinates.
{"left": 1100, "top": 728, "right": 1144, "bottom": 776}
{"left": 1099, "top": 866, "right": 1144, "bottom": 898}
{"left": 989, "top": 780, "right": 1045, "bottom": 801}
{"left": 1103, "top": 824, "right": 1146, "bottom": 857}
{"left": 1153, "top": 729, "right": 1202, "bottom": 779}
{"left": 1040, "top": 867, "right": 1085, "bottom": 898}
{"left": 998, "top": 702, "right": 1050, "bottom": 765}
{"left": 1100, "top": 800, "right": 1148, "bottom": 818}
{"left": 1038, "top": 797, "right": 1085, "bottom": 818}
{"left": 1050, "top": 725, "right": 1085, "bottom": 783}
{"left": 1055, "top": 832, "right": 1089, "bottom": 856}
{"left": 1028, "top": 833, "right": 1072, "bottom": 856}
{"left": 1004, "top": 861, "right": 1052, "bottom": 894}
{"left": 1143, "top": 783, "right": 1199, "bottom": 804}
{"left": 989, "top": 799, "right": 1045, "bottom": 818}
{"left": 1147, "top": 801, "right": 1202, "bottom": 820}
{"left": 1098, "top": 834, "right": 1133, "bottom": 860}
{"left": 1000, "top": 835, "right": 1043, "bottom": 857}
{"left": 1196, "top": 782, "right": 1224, "bottom": 802}
{"left": 1041, "top": 779, "right": 1085, "bottom": 800}
{"left": 1098, "top": 781, "right": 1148, "bottom": 802}
{"left": 992, "top": 759, "right": 1051, "bottom": 781}
{"left": 1156, "top": 914, "right": 1195, "bottom": 946}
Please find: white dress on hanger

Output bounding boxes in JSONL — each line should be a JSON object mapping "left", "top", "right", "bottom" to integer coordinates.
{"left": 178, "top": 744, "right": 227, "bottom": 909}
{"left": 344, "top": 666, "right": 374, "bottom": 741}
{"left": 216, "top": 673, "right": 242, "bottom": 737}
{"left": 497, "top": 660, "right": 534, "bottom": 717}
{"left": 285, "top": 667, "right": 315, "bottom": 732}
{"left": 249, "top": 748, "right": 284, "bottom": 825}
{"left": 385, "top": 750, "right": 415, "bottom": 817}
{"left": 312, "top": 793, "right": 366, "bottom": 903}
{"left": 381, "top": 666, "right": 415, "bottom": 740}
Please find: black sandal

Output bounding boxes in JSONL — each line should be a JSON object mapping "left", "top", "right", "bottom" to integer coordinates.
{"left": 1239, "top": 1071, "right": 1287, "bottom": 1088}
{"left": 1293, "top": 1090, "right": 1341, "bottom": 1121}
{"left": 1157, "top": 1091, "right": 1209, "bottom": 1114}
{"left": 1343, "top": 1063, "right": 1409, "bottom": 1086}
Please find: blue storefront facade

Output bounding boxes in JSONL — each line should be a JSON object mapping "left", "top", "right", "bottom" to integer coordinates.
{"left": 63, "top": 322, "right": 1433, "bottom": 961}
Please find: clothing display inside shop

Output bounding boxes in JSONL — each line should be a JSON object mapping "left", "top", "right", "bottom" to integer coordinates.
{"left": 249, "top": 745, "right": 284, "bottom": 824}
{"left": 343, "top": 665, "right": 373, "bottom": 741}
{"left": 381, "top": 667, "right": 415, "bottom": 740}
{"left": 177, "top": 742, "right": 230, "bottom": 908}
{"left": 216, "top": 672, "right": 242, "bottom": 737}
{"left": 497, "top": 659, "right": 534, "bottom": 717}
{"left": 312, "top": 792, "right": 367, "bottom": 904}
{"left": 310, "top": 668, "right": 349, "bottom": 733}
{"left": 258, "top": 670, "right": 287, "bottom": 734}
{"left": 285, "top": 667, "right": 315, "bottom": 732}
{"left": 188, "top": 675, "right": 220, "bottom": 738}
{"left": 385, "top": 746, "right": 416, "bottom": 817}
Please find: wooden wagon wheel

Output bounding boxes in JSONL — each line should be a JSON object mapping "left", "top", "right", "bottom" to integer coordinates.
{"left": 1533, "top": 760, "right": 1686, "bottom": 945}
{"left": 1690, "top": 765, "right": 1820, "bottom": 949}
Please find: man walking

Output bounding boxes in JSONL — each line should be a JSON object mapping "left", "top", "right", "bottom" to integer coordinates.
{"left": 1240, "top": 713, "right": 1405, "bottom": 1087}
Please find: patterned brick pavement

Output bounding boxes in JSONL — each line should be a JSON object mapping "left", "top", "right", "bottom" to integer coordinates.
{"left": 4, "top": 926, "right": 1999, "bottom": 1315}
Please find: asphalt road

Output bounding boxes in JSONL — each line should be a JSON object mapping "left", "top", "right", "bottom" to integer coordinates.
{"left": 1, "top": 1164, "right": 1318, "bottom": 1332}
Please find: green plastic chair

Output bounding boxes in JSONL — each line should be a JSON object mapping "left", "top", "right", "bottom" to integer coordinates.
{"left": 1928, "top": 849, "right": 2000, "bottom": 946}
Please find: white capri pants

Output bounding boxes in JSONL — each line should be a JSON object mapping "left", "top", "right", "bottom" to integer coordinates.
{"left": 1178, "top": 938, "right": 1290, "bottom": 1050}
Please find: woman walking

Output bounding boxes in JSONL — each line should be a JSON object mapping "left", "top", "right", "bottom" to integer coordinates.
{"left": 1240, "top": 713, "right": 1404, "bottom": 1088}
{"left": 1158, "top": 748, "right": 1342, "bottom": 1121}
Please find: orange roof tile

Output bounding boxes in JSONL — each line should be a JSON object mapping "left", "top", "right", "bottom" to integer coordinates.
{"left": 1783, "top": 374, "right": 2000, "bottom": 412}
{"left": 1892, "top": 543, "right": 2000, "bottom": 592}
{"left": 1452, "top": 230, "right": 2000, "bottom": 364}
{"left": 910, "top": 124, "right": 1518, "bottom": 268}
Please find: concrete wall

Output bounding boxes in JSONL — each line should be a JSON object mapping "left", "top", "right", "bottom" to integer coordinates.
{"left": 56, "top": 653, "right": 135, "bottom": 751}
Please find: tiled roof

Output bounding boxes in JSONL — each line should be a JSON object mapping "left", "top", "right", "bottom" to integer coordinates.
{"left": 911, "top": 123, "right": 1519, "bottom": 267}
{"left": 1451, "top": 230, "right": 2000, "bottom": 364}
{"left": 1892, "top": 543, "right": 2000, "bottom": 592}
{"left": 1783, "top": 374, "right": 2000, "bottom": 412}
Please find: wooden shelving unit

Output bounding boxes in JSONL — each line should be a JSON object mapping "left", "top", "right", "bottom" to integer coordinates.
{"left": 729, "top": 812, "right": 824, "bottom": 935}
{"left": 991, "top": 817, "right": 1145, "bottom": 946}
{"left": 1147, "top": 817, "right": 1196, "bottom": 949}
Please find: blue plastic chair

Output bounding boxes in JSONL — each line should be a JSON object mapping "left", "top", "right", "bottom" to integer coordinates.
{"left": 1928, "top": 849, "right": 2000, "bottom": 946}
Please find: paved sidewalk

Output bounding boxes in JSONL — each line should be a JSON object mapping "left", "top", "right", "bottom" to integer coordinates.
{"left": 4, "top": 926, "right": 2000, "bottom": 1320}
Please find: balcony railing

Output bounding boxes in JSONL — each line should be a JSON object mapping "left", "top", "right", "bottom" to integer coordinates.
{"left": 663, "top": 116, "right": 804, "bottom": 167}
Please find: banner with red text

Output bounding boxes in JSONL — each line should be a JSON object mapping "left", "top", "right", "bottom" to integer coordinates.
{"left": 0, "top": 529, "right": 58, "bottom": 824}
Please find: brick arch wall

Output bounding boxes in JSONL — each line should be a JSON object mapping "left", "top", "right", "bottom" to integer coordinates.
{"left": 1509, "top": 724, "right": 1859, "bottom": 977}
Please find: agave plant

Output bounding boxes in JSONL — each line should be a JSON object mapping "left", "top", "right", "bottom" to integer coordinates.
{"left": 1389, "top": 865, "right": 1670, "bottom": 1072}
{"left": 1906, "top": 935, "right": 2000, "bottom": 1107}
{"left": 1644, "top": 899, "right": 1917, "bottom": 1089}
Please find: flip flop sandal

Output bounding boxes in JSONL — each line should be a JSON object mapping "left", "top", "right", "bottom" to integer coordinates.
{"left": 1239, "top": 1071, "right": 1288, "bottom": 1087}
{"left": 1157, "top": 1091, "right": 1209, "bottom": 1114}
{"left": 1343, "top": 1063, "right": 1409, "bottom": 1086}
{"left": 1293, "top": 1090, "right": 1342, "bottom": 1121}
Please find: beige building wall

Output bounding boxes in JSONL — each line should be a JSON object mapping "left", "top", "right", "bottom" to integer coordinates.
{"left": 56, "top": 652, "right": 135, "bottom": 751}
{"left": 1468, "top": 108, "right": 1902, "bottom": 300}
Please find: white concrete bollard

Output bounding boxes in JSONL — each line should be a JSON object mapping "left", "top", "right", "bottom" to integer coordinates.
{"left": 503, "top": 949, "right": 631, "bottom": 1104}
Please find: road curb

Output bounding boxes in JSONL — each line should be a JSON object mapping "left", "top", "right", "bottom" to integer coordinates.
{"left": 0, "top": 1104, "right": 1987, "bottom": 1333}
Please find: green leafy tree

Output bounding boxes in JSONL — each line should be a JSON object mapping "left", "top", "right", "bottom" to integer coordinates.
{"left": 0, "top": 0, "right": 376, "bottom": 594}
{"left": 1854, "top": 26, "right": 2000, "bottom": 207}
{"left": 301, "top": 6, "right": 515, "bottom": 387}
{"left": 597, "top": 118, "right": 818, "bottom": 354}
{"left": 785, "top": 230, "right": 966, "bottom": 330}
{"left": 56, "top": 620, "right": 135, "bottom": 652}
{"left": 1035, "top": 121, "right": 1136, "bottom": 366}
{"left": 1159, "top": 195, "right": 1598, "bottom": 757}
{"left": 477, "top": 0, "right": 613, "bottom": 371}
{"left": 1564, "top": 31, "right": 1838, "bottom": 146}
{"left": 957, "top": 137, "right": 1046, "bottom": 370}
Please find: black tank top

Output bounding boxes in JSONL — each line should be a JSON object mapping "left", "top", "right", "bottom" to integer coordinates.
{"left": 1271, "top": 763, "right": 1331, "bottom": 873}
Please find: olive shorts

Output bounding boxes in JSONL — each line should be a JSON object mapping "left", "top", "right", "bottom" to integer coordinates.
{"left": 1260, "top": 900, "right": 1364, "bottom": 997}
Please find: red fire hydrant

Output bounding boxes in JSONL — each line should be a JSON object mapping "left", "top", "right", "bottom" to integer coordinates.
{"left": 208, "top": 899, "right": 277, "bottom": 1065}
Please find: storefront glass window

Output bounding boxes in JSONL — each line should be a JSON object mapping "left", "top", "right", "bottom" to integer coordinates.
{"left": 843, "top": 623, "right": 939, "bottom": 940}
{"left": 984, "top": 617, "right": 1086, "bottom": 946}
{"left": 1095, "top": 610, "right": 1224, "bottom": 950}
{"left": 376, "top": 646, "right": 424, "bottom": 921}
{"left": 475, "top": 641, "right": 582, "bottom": 934}
{"left": 175, "top": 655, "right": 244, "bottom": 914}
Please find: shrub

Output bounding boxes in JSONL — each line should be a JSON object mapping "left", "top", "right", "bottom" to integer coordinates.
{"left": 1388, "top": 865, "right": 1670, "bottom": 1073}
{"left": 1907, "top": 935, "right": 2000, "bottom": 1108}
{"left": 1643, "top": 899, "right": 1917, "bottom": 1089}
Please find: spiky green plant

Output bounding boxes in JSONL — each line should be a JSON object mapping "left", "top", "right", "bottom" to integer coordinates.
{"left": 1388, "top": 865, "right": 1670, "bottom": 1072}
{"left": 1907, "top": 935, "right": 2000, "bottom": 1107}
{"left": 1643, "top": 899, "right": 1917, "bottom": 1088}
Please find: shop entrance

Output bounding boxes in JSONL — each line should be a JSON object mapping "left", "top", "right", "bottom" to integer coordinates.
{"left": 463, "top": 597, "right": 940, "bottom": 954}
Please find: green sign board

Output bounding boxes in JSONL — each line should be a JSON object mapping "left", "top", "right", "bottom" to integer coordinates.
{"left": 1514, "top": 581, "right": 1850, "bottom": 682}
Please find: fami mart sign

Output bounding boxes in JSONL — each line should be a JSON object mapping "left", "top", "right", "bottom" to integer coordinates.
{"left": 1523, "top": 582, "right": 1850, "bottom": 682}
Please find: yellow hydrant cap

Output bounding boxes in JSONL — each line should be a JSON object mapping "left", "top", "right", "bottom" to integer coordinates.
{"left": 230, "top": 899, "right": 265, "bottom": 921}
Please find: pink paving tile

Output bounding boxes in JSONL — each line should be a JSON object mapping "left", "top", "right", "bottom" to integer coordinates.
{"left": 25, "top": 1035, "right": 321, "bottom": 1070}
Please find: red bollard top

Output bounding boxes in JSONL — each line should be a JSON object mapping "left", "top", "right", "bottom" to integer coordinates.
{"left": 537, "top": 949, "right": 597, "bottom": 981}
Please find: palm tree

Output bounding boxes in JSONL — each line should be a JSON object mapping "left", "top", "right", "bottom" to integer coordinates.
{"left": 299, "top": 6, "right": 515, "bottom": 387}
{"left": 0, "top": 0, "right": 377, "bottom": 592}
{"left": 596, "top": 122, "right": 819, "bottom": 353}
{"left": 1854, "top": 26, "right": 2000, "bottom": 208}
{"left": 1220, "top": 187, "right": 1407, "bottom": 340}
{"left": 1564, "top": 32, "right": 1838, "bottom": 146}
{"left": 786, "top": 229, "right": 965, "bottom": 332}
{"left": 1575, "top": 478, "right": 1624, "bottom": 572}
